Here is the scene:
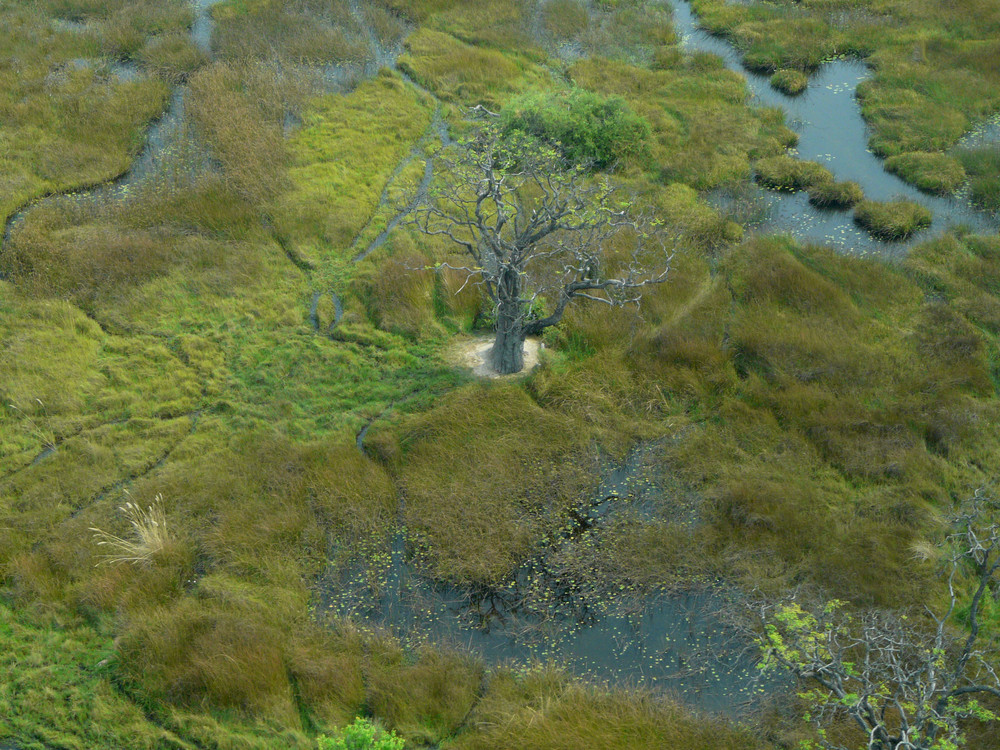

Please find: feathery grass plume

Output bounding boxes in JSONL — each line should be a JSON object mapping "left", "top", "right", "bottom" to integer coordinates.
{"left": 90, "top": 492, "right": 170, "bottom": 566}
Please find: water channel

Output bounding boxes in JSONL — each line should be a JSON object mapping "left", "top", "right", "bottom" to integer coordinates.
{"left": 663, "top": 0, "right": 998, "bottom": 257}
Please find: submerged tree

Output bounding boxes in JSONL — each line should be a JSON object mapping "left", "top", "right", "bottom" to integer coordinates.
{"left": 754, "top": 492, "right": 1000, "bottom": 750}
{"left": 410, "top": 123, "right": 672, "bottom": 374}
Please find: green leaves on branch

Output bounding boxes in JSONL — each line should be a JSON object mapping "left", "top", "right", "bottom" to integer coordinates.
{"left": 499, "top": 88, "right": 651, "bottom": 170}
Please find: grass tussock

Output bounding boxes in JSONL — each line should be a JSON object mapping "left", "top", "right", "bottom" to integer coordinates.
{"left": 274, "top": 70, "right": 431, "bottom": 261}
{"left": 807, "top": 178, "right": 864, "bottom": 208}
{"left": 770, "top": 68, "right": 808, "bottom": 95}
{"left": 755, "top": 154, "right": 834, "bottom": 192}
{"left": 365, "top": 643, "right": 484, "bottom": 744}
{"left": 451, "top": 668, "right": 764, "bottom": 750}
{"left": 377, "top": 385, "right": 599, "bottom": 585}
{"left": 884, "top": 150, "right": 966, "bottom": 194}
{"left": 90, "top": 492, "right": 171, "bottom": 566}
{"left": 212, "top": 0, "right": 373, "bottom": 64}
{"left": 956, "top": 144, "right": 1000, "bottom": 211}
{"left": 853, "top": 198, "right": 932, "bottom": 240}
{"left": 398, "top": 28, "right": 549, "bottom": 107}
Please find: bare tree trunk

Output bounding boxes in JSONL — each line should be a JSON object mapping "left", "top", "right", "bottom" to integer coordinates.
{"left": 490, "top": 269, "right": 525, "bottom": 374}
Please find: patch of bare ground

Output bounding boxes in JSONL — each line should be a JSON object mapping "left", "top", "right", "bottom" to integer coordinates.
{"left": 451, "top": 335, "right": 542, "bottom": 378}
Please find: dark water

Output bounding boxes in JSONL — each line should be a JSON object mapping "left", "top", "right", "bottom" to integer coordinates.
{"left": 319, "top": 442, "right": 775, "bottom": 714}
{"left": 664, "top": 0, "right": 998, "bottom": 257}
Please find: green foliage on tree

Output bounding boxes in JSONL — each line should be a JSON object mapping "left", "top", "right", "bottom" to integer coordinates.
{"left": 499, "top": 88, "right": 651, "bottom": 169}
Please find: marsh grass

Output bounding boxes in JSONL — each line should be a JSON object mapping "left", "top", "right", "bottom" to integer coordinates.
{"left": 212, "top": 0, "right": 372, "bottom": 64}
{"left": 689, "top": 0, "right": 1000, "bottom": 185}
{"left": 884, "top": 151, "right": 965, "bottom": 194}
{"left": 6, "top": 0, "right": 1000, "bottom": 746}
{"left": 451, "top": 667, "right": 764, "bottom": 750}
{"left": 807, "top": 178, "right": 864, "bottom": 208}
{"left": 770, "top": 68, "right": 808, "bottom": 95}
{"left": 853, "top": 198, "right": 933, "bottom": 240}
{"left": 90, "top": 492, "right": 171, "bottom": 566}
{"left": 956, "top": 145, "right": 1000, "bottom": 211}
{"left": 754, "top": 154, "right": 834, "bottom": 192}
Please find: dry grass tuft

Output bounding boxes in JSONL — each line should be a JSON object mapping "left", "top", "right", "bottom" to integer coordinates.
{"left": 90, "top": 492, "right": 171, "bottom": 566}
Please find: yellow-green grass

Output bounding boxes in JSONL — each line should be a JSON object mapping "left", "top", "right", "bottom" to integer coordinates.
{"left": 956, "top": 144, "right": 1000, "bottom": 211}
{"left": 0, "top": 64, "right": 170, "bottom": 230}
{"left": 212, "top": 0, "right": 372, "bottom": 64}
{"left": 688, "top": 0, "right": 1000, "bottom": 175}
{"left": 273, "top": 71, "right": 433, "bottom": 264}
{"left": 398, "top": 28, "right": 551, "bottom": 107}
{"left": 5, "top": 1, "right": 1000, "bottom": 745}
{"left": 770, "top": 68, "right": 808, "bottom": 95}
{"left": 567, "top": 57, "right": 795, "bottom": 189}
{"left": 451, "top": 667, "right": 764, "bottom": 750}
{"left": 754, "top": 154, "right": 834, "bottom": 191}
{"left": 853, "top": 198, "right": 933, "bottom": 240}
{"left": 807, "top": 178, "right": 864, "bottom": 208}
{"left": 884, "top": 150, "right": 966, "bottom": 194}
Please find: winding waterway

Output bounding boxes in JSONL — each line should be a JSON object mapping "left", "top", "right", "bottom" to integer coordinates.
{"left": 664, "top": 0, "right": 998, "bottom": 257}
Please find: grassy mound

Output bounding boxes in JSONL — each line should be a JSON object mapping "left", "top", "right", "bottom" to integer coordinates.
{"left": 957, "top": 144, "right": 1000, "bottom": 211}
{"left": 884, "top": 151, "right": 966, "bottom": 194}
{"left": 853, "top": 198, "right": 933, "bottom": 240}
{"left": 807, "top": 178, "right": 864, "bottom": 208}
{"left": 755, "top": 154, "right": 833, "bottom": 191}
{"left": 770, "top": 68, "right": 808, "bottom": 95}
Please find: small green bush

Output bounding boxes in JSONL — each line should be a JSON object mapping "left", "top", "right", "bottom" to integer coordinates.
{"left": 884, "top": 151, "right": 965, "bottom": 194}
{"left": 807, "top": 179, "right": 864, "bottom": 208}
{"left": 853, "top": 199, "right": 932, "bottom": 240}
{"left": 500, "top": 87, "right": 651, "bottom": 169}
{"left": 769, "top": 68, "right": 808, "bottom": 95}
{"left": 318, "top": 718, "right": 404, "bottom": 750}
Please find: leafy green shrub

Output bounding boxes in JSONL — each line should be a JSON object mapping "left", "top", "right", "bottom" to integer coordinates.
{"left": 769, "top": 68, "right": 807, "bottom": 95}
{"left": 884, "top": 151, "right": 965, "bottom": 194}
{"left": 318, "top": 718, "right": 404, "bottom": 750}
{"left": 500, "top": 88, "right": 651, "bottom": 169}
{"left": 807, "top": 179, "right": 864, "bottom": 208}
{"left": 853, "top": 199, "right": 932, "bottom": 240}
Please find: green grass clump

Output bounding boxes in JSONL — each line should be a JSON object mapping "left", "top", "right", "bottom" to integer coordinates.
{"left": 770, "top": 68, "right": 808, "bottom": 95}
{"left": 365, "top": 644, "right": 483, "bottom": 744}
{"left": 212, "top": 0, "right": 373, "bottom": 64}
{"left": 956, "top": 144, "right": 1000, "bottom": 211}
{"left": 542, "top": 0, "right": 590, "bottom": 39}
{"left": 755, "top": 154, "right": 834, "bottom": 191}
{"left": 884, "top": 151, "right": 966, "bottom": 194}
{"left": 853, "top": 198, "right": 932, "bottom": 240}
{"left": 398, "top": 28, "right": 549, "bottom": 107}
{"left": 274, "top": 70, "right": 432, "bottom": 261}
{"left": 451, "top": 668, "right": 764, "bottom": 750}
{"left": 135, "top": 32, "right": 208, "bottom": 82}
{"left": 376, "top": 385, "right": 599, "bottom": 585}
{"left": 807, "top": 178, "right": 864, "bottom": 208}
{"left": 500, "top": 87, "right": 651, "bottom": 169}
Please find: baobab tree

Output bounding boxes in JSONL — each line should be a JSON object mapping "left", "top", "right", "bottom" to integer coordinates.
{"left": 754, "top": 491, "right": 1000, "bottom": 750}
{"left": 410, "top": 123, "right": 672, "bottom": 374}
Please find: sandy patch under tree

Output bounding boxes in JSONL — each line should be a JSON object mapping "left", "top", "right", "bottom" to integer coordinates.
{"left": 451, "top": 335, "right": 542, "bottom": 378}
